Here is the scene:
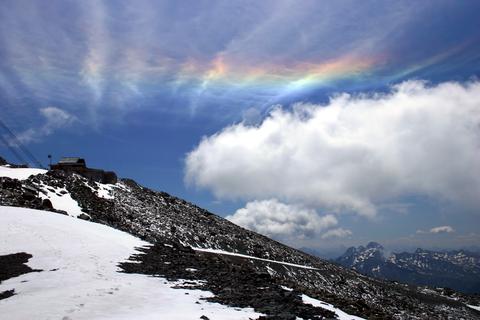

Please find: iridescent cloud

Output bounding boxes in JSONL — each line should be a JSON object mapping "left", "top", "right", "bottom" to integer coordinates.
{"left": 0, "top": 0, "right": 479, "bottom": 127}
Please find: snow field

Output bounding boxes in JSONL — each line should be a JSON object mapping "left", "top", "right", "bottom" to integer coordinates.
{"left": 0, "top": 166, "right": 47, "bottom": 180}
{"left": 0, "top": 207, "right": 262, "bottom": 320}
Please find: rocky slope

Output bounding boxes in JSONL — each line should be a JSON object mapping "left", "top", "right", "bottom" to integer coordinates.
{"left": 1, "top": 164, "right": 480, "bottom": 319}
{"left": 336, "top": 242, "right": 480, "bottom": 294}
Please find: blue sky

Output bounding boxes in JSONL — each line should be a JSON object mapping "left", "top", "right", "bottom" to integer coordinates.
{"left": 1, "top": 0, "right": 480, "bottom": 253}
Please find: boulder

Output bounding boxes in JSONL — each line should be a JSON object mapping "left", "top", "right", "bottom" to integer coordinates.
{"left": 41, "top": 199, "right": 53, "bottom": 210}
{"left": 78, "top": 213, "right": 91, "bottom": 221}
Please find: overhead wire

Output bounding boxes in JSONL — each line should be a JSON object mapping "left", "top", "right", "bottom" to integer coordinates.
{"left": 0, "top": 117, "right": 45, "bottom": 168}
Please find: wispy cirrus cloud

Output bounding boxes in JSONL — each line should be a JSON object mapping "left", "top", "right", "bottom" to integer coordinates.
{"left": 1, "top": 0, "right": 479, "bottom": 130}
{"left": 16, "top": 107, "right": 77, "bottom": 143}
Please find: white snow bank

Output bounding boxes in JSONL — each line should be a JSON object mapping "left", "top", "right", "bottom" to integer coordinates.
{"left": 0, "top": 166, "right": 47, "bottom": 180}
{"left": 468, "top": 305, "right": 480, "bottom": 312}
{"left": 194, "top": 247, "right": 319, "bottom": 270}
{"left": 302, "top": 294, "right": 365, "bottom": 320}
{"left": 281, "top": 286, "right": 365, "bottom": 320}
{"left": 0, "top": 206, "right": 263, "bottom": 320}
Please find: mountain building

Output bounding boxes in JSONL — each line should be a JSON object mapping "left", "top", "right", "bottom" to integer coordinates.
{"left": 50, "top": 157, "right": 117, "bottom": 184}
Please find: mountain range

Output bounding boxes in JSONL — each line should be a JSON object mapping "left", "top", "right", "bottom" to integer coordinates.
{"left": 335, "top": 242, "right": 480, "bottom": 294}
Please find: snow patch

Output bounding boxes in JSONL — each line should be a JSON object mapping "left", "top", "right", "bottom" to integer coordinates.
{"left": 301, "top": 294, "right": 365, "bottom": 320}
{"left": 0, "top": 166, "right": 47, "bottom": 180}
{"left": 266, "top": 265, "right": 277, "bottom": 276}
{"left": 95, "top": 182, "right": 114, "bottom": 199}
{"left": 113, "top": 181, "right": 131, "bottom": 192}
{"left": 468, "top": 305, "right": 480, "bottom": 312}
{"left": 0, "top": 206, "right": 263, "bottom": 320}
{"left": 37, "top": 183, "right": 85, "bottom": 217}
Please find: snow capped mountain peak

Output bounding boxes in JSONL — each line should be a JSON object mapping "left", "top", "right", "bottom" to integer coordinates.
{"left": 366, "top": 242, "right": 383, "bottom": 250}
{"left": 336, "top": 242, "right": 480, "bottom": 294}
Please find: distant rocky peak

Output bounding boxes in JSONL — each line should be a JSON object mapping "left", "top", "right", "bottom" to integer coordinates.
{"left": 335, "top": 242, "right": 387, "bottom": 268}
{"left": 414, "top": 248, "right": 429, "bottom": 254}
{"left": 344, "top": 246, "right": 357, "bottom": 255}
{"left": 366, "top": 242, "right": 384, "bottom": 250}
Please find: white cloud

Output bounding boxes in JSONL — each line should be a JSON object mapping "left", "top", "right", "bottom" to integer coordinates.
{"left": 429, "top": 226, "right": 455, "bottom": 234}
{"left": 226, "top": 199, "right": 337, "bottom": 240}
{"left": 17, "top": 107, "right": 76, "bottom": 143}
{"left": 186, "top": 80, "right": 480, "bottom": 217}
{"left": 321, "top": 228, "right": 352, "bottom": 239}
{"left": 416, "top": 225, "right": 455, "bottom": 234}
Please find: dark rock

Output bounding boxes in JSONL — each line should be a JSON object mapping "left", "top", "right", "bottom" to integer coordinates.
{"left": 78, "top": 213, "right": 91, "bottom": 220}
{"left": 1, "top": 177, "right": 21, "bottom": 189}
{"left": 21, "top": 192, "right": 35, "bottom": 201}
{"left": 41, "top": 199, "right": 53, "bottom": 210}
{"left": 0, "top": 290, "right": 15, "bottom": 300}
{"left": 0, "top": 252, "right": 42, "bottom": 287}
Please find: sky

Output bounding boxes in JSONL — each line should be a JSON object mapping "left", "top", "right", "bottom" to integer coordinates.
{"left": 1, "top": 0, "right": 480, "bottom": 255}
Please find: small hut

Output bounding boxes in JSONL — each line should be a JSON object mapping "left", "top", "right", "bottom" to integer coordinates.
{"left": 52, "top": 157, "right": 87, "bottom": 169}
{"left": 50, "top": 157, "right": 117, "bottom": 184}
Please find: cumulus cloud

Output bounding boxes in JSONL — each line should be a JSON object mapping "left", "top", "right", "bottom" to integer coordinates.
{"left": 226, "top": 199, "right": 337, "bottom": 240}
{"left": 17, "top": 107, "right": 76, "bottom": 143}
{"left": 321, "top": 228, "right": 352, "bottom": 239}
{"left": 186, "top": 81, "right": 480, "bottom": 217}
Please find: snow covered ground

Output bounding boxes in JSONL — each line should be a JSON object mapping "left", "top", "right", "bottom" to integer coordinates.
{"left": 0, "top": 206, "right": 263, "bottom": 320}
{"left": 0, "top": 166, "right": 47, "bottom": 180}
